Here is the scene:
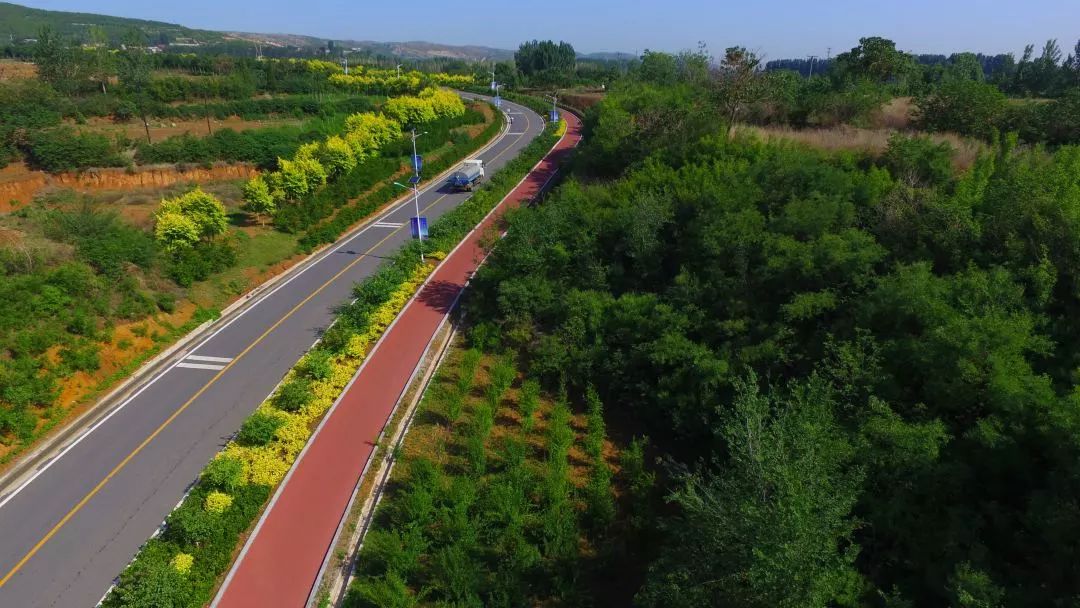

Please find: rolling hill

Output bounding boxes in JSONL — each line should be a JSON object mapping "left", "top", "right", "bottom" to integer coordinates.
{"left": 0, "top": 2, "right": 629, "bottom": 62}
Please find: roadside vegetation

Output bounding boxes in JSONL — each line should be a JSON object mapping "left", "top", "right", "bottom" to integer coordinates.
{"left": 343, "top": 342, "right": 653, "bottom": 607}
{"left": 101, "top": 118, "right": 561, "bottom": 608}
{"left": 416, "top": 48, "right": 1080, "bottom": 607}
{"left": 0, "top": 45, "right": 496, "bottom": 464}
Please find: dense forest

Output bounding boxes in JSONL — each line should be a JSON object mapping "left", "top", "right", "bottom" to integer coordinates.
{"left": 444, "top": 46, "right": 1080, "bottom": 607}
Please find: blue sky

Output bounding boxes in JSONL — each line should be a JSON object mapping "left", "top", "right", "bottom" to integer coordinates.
{"left": 20, "top": 0, "right": 1080, "bottom": 58}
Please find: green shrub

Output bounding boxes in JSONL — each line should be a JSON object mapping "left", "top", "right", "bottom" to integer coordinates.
{"left": 165, "top": 240, "right": 238, "bottom": 287}
{"left": 156, "top": 292, "right": 177, "bottom": 313}
{"left": 0, "top": 407, "right": 38, "bottom": 442}
{"left": 916, "top": 78, "right": 1007, "bottom": 139}
{"left": 236, "top": 411, "right": 285, "bottom": 446}
{"left": 43, "top": 206, "right": 156, "bottom": 278}
{"left": 105, "top": 557, "right": 193, "bottom": 608}
{"left": 300, "top": 349, "right": 333, "bottom": 380}
{"left": 23, "top": 127, "right": 125, "bottom": 173}
{"left": 164, "top": 500, "right": 221, "bottom": 546}
{"left": 882, "top": 134, "right": 954, "bottom": 187}
{"left": 60, "top": 342, "right": 101, "bottom": 373}
{"left": 273, "top": 377, "right": 312, "bottom": 412}
{"left": 201, "top": 456, "right": 244, "bottom": 492}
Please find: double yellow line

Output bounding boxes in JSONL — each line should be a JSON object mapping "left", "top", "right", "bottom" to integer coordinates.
{"left": 0, "top": 107, "right": 532, "bottom": 589}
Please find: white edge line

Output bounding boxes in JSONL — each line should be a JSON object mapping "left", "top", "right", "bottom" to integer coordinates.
{"left": 0, "top": 94, "right": 515, "bottom": 514}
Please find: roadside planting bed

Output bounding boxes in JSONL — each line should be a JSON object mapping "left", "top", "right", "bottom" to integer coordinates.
{"left": 101, "top": 118, "right": 561, "bottom": 608}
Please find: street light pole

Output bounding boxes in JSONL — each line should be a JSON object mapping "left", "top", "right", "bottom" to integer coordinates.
{"left": 396, "top": 63, "right": 402, "bottom": 77}
{"left": 410, "top": 128, "right": 423, "bottom": 175}
{"left": 396, "top": 127, "right": 427, "bottom": 263}
{"left": 411, "top": 181, "right": 422, "bottom": 262}
{"left": 395, "top": 181, "right": 424, "bottom": 263}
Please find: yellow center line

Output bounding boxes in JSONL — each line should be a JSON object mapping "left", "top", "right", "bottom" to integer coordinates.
{"left": 0, "top": 102, "right": 535, "bottom": 589}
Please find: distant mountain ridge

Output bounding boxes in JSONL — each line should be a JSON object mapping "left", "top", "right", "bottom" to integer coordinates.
{"left": 1, "top": 1, "right": 631, "bottom": 62}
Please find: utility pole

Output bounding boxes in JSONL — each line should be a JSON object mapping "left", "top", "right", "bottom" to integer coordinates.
{"left": 808, "top": 55, "right": 817, "bottom": 78}
{"left": 393, "top": 127, "right": 427, "bottom": 263}
{"left": 827, "top": 46, "right": 832, "bottom": 61}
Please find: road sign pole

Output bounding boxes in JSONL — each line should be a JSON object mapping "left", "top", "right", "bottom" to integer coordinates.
{"left": 412, "top": 183, "right": 424, "bottom": 263}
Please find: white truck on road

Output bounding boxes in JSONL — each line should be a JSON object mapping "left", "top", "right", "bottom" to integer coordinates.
{"left": 449, "top": 159, "right": 485, "bottom": 191}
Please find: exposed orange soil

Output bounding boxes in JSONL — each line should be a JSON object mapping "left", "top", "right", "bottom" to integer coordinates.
{"left": 51, "top": 300, "right": 200, "bottom": 410}
{"left": 0, "top": 299, "right": 201, "bottom": 461}
{"left": 0, "top": 161, "right": 257, "bottom": 211}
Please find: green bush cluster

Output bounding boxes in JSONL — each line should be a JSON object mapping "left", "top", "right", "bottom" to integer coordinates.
{"left": 23, "top": 127, "right": 127, "bottom": 172}
{"left": 135, "top": 127, "right": 309, "bottom": 169}
{"left": 0, "top": 203, "right": 179, "bottom": 443}
{"left": 346, "top": 366, "right": 627, "bottom": 607}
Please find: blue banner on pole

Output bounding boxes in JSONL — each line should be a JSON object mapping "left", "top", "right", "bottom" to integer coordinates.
{"left": 409, "top": 216, "right": 428, "bottom": 239}
{"left": 412, "top": 154, "right": 423, "bottom": 174}
{"left": 490, "top": 80, "right": 497, "bottom": 91}
{"left": 549, "top": 109, "right": 559, "bottom": 123}
{"left": 494, "top": 95, "right": 501, "bottom": 108}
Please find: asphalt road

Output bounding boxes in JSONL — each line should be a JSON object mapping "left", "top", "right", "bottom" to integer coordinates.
{"left": 0, "top": 95, "right": 543, "bottom": 608}
{"left": 212, "top": 109, "right": 581, "bottom": 608}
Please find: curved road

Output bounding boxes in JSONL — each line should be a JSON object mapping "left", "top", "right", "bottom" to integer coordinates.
{"left": 0, "top": 95, "right": 543, "bottom": 608}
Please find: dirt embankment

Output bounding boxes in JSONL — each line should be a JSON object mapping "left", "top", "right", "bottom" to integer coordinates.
{"left": 0, "top": 162, "right": 257, "bottom": 211}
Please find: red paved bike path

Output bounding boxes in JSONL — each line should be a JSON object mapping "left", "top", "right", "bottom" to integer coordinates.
{"left": 214, "top": 112, "right": 581, "bottom": 608}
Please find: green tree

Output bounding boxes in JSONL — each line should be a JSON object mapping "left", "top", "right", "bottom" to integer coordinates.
{"left": 637, "top": 376, "right": 863, "bottom": 608}
{"left": 713, "top": 46, "right": 766, "bottom": 138}
{"left": 33, "top": 26, "right": 82, "bottom": 93}
{"left": 947, "top": 563, "right": 1004, "bottom": 608}
{"left": 916, "top": 78, "right": 1006, "bottom": 139}
{"left": 154, "top": 188, "right": 228, "bottom": 251}
{"left": 153, "top": 210, "right": 200, "bottom": 252}
{"left": 241, "top": 175, "right": 276, "bottom": 224}
{"left": 514, "top": 40, "right": 576, "bottom": 86}
{"left": 832, "top": 36, "right": 917, "bottom": 86}
{"left": 637, "top": 50, "right": 679, "bottom": 86}
{"left": 318, "top": 135, "right": 357, "bottom": 176}
{"left": 116, "top": 29, "right": 154, "bottom": 143}
{"left": 945, "top": 52, "right": 984, "bottom": 82}
{"left": 171, "top": 188, "right": 228, "bottom": 239}
{"left": 88, "top": 26, "right": 113, "bottom": 94}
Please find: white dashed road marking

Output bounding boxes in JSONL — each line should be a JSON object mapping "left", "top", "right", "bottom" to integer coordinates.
{"left": 185, "top": 355, "right": 233, "bottom": 363}
{"left": 176, "top": 362, "right": 227, "bottom": 371}
{"left": 177, "top": 354, "right": 233, "bottom": 370}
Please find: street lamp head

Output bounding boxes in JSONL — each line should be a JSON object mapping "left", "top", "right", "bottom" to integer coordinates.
{"left": 393, "top": 181, "right": 408, "bottom": 189}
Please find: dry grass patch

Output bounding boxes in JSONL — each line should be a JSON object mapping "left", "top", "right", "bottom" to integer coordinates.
{"left": 738, "top": 123, "right": 986, "bottom": 171}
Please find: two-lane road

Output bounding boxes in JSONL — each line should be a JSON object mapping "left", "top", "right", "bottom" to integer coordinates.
{"left": 0, "top": 96, "right": 543, "bottom": 608}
